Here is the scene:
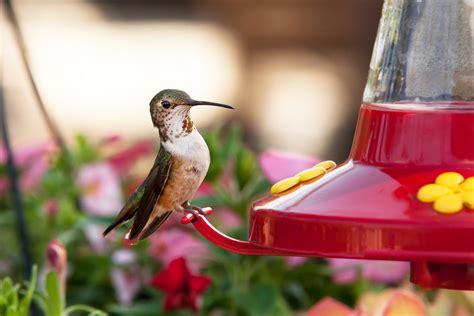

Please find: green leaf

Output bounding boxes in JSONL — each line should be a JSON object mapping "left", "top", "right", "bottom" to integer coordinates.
{"left": 240, "top": 282, "right": 278, "bottom": 316}
{"left": 221, "top": 124, "right": 242, "bottom": 161}
{"left": 10, "top": 288, "right": 19, "bottom": 310}
{"left": 2, "top": 278, "right": 13, "bottom": 295}
{"left": 74, "top": 135, "right": 99, "bottom": 164}
{"left": 19, "top": 265, "right": 37, "bottom": 316}
{"left": 64, "top": 304, "right": 107, "bottom": 315}
{"left": 33, "top": 291, "right": 48, "bottom": 314}
{"left": 107, "top": 300, "right": 166, "bottom": 315}
{"left": 45, "top": 271, "right": 64, "bottom": 316}
{"left": 204, "top": 130, "right": 224, "bottom": 182}
{"left": 268, "top": 297, "right": 292, "bottom": 316}
{"left": 234, "top": 147, "right": 258, "bottom": 190}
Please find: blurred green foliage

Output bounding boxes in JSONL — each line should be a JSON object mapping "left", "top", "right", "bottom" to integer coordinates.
{"left": 0, "top": 126, "right": 366, "bottom": 315}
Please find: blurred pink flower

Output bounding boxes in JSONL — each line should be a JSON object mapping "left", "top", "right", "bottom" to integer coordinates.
{"left": 148, "top": 228, "right": 210, "bottom": 272}
{"left": 0, "top": 178, "right": 8, "bottom": 195}
{"left": 285, "top": 256, "right": 307, "bottom": 267}
{"left": 0, "top": 141, "right": 54, "bottom": 194}
{"left": 361, "top": 260, "right": 410, "bottom": 283}
{"left": 13, "top": 142, "right": 54, "bottom": 165}
{"left": 306, "top": 290, "right": 428, "bottom": 316}
{"left": 43, "top": 199, "right": 59, "bottom": 217}
{"left": 195, "top": 181, "right": 214, "bottom": 198}
{"left": 328, "top": 259, "right": 409, "bottom": 284}
{"left": 111, "top": 249, "right": 141, "bottom": 306}
{"left": 77, "top": 163, "right": 124, "bottom": 216}
{"left": 214, "top": 208, "right": 242, "bottom": 232}
{"left": 101, "top": 134, "right": 123, "bottom": 145}
{"left": 111, "top": 269, "right": 141, "bottom": 306}
{"left": 21, "top": 158, "right": 48, "bottom": 191}
{"left": 0, "top": 143, "right": 6, "bottom": 193}
{"left": 112, "top": 249, "right": 137, "bottom": 265}
{"left": 46, "top": 239, "right": 67, "bottom": 291}
{"left": 106, "top": 140, "right": 154, "bottom": 176}
{"left": 84, "top": 224, "right": 112, "bottom": 254}
{"left": 0, "top": 146, "right": 6, "bottom": 194}
{"left": 305, "top": 297, "right": 353, "bottom": 316}
{"left": 258, "top": 149, "right": 319, "bottom": 182}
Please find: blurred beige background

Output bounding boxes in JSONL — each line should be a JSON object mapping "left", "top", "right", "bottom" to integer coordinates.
{"left": 2, "top": 0, "right": 382, "bottom": 161}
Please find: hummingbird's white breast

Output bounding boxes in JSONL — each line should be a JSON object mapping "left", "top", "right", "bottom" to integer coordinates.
{"left": 157, "top": 128, "right": 210, "bottom": 212}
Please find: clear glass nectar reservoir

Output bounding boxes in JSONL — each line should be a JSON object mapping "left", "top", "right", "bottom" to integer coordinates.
{"left": 363, "top": 0, "right": 473, "bottom": 104}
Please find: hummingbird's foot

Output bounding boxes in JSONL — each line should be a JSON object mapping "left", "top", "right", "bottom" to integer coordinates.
{"left": 183, "top": 208, "right": 201, "bottom": 220}
{"left": 181, "top": 202, "right": 208, "bottom": 216}
{"left": 182, "top": 205, "right": 209, "bottom": 222}
{"left": 183, "top": 206, "right": 207, "bottom": 219}
{"left": 189, "top": 205, "right": 208, "bottom": 216}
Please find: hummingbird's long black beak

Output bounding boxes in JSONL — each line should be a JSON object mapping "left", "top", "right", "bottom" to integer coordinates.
{"left": 185, "top": 100, "right": 234, "bottom": 109}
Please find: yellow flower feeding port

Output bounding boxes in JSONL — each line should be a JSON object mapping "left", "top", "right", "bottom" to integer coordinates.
{"left": 417, "top": 173, "right": 474, "bottom": 214}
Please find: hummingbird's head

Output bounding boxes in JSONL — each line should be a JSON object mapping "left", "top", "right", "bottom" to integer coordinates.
{"left": 149, "top": 89, "right": 233, "bottom": 142}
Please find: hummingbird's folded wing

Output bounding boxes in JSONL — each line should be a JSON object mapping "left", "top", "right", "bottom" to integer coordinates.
{"left": 102, "top": 146, "right": 172, "bottom": 238}
{"left": 128, "top": 146, "right": 172, "bottom": 240}
{"left": 102, "top": 181, "right": 145, "bottom": 237}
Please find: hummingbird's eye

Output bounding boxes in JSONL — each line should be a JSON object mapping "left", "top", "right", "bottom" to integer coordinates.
{"left": 161, "top": 100, "right": 171, "bottom": 109}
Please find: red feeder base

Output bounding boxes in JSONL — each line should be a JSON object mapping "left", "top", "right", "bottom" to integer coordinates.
{"left": 186, "top": 103, "right": 474, "bottom": 290}
{"left": 411, "top": 262, "right": 474, "bottom": 290}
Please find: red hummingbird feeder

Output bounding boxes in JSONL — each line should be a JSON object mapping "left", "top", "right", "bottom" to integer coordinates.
{"left": 182, "top": 0, "right": 474, "bottom": 290}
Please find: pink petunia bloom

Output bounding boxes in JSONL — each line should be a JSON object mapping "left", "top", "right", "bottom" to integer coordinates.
{"left": 148, "top": 228, "right": 210, "bottom": 273}
{"left": 328, "top": 259, "right": 409, "bottom": 284}
{"left": 111, "top": 269, "right": 141, "bottom": 306}
{"left": 106, "top": 140, "right": 154, "bottom": 176}
{"left": 0, "top": 141, "right": 54, "bottom": 194}
{"left": 43, "top": 199, "right": 59, "bottom": 217}
{"left": 77, "top": 163, "right": 124, "bottom": 216}
{"left": 0, "top": 143, "right": 6, "bottom": 194}
{"left": 305, "top": 297, "right": 353, "bottom": 316}
{"left": 306, "top": 290, "right": 428, "bottom": 316}
{"left": 111, "top": 249, "right": 141, "bottom": 306}
{"left": 84, "top": 224, "right": 113, "bottom": 254}
{"left": 13, "top": 141, "right": 54, "bottom": 166}
{"left": 100, "top": 134, "right": 123, "bottom": 145}
{"left": 285, "top": 256, "right": 308, "bottom": 267}
{"left": 21, "top": 158, "right": 48, "bottom": 191}
{"left": 14, "top": 142, "right": 54, "bottom": 191}
{"left": 361, "top": 260, "right": 410, "bottom": 283}
{"left": 195, "top": 181, "right": 214, "bottom": 198}
{"left": 213, "top": 208, "right": 242, "bottom": 232}
{"left": 0, "top": 178, "right": 8, "bottom": 195}
{"left": 258, "top": 149, "right": 319, "bottom": 183}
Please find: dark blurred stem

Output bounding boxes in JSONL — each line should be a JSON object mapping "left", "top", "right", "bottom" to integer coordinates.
{"left": 0, "top": 92, "right": 33, "bottom": 280}
{"left": 4, "top": 0, "right": 68, "bottom": 155}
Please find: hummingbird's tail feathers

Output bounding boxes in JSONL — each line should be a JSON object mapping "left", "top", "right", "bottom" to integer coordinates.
{"left": 103, "top": 146, "right": 172, "bottom": 241}
{"left": 102, "top": 207, "right": 137, "bottom": 237}
{"left": 127, "top": 147, "right": 173, "bottom": 240}
{"left": 137, "top": 211, "right": 172, "bottom": 241}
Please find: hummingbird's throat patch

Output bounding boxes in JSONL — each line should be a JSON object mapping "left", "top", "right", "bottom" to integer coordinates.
{"left": 182, "top": 116, "right": 194, "bottom": 134}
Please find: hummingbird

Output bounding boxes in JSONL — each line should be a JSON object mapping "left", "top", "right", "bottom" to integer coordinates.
{"left": 103, "top": 89, "right": 233, "bottom": 242}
